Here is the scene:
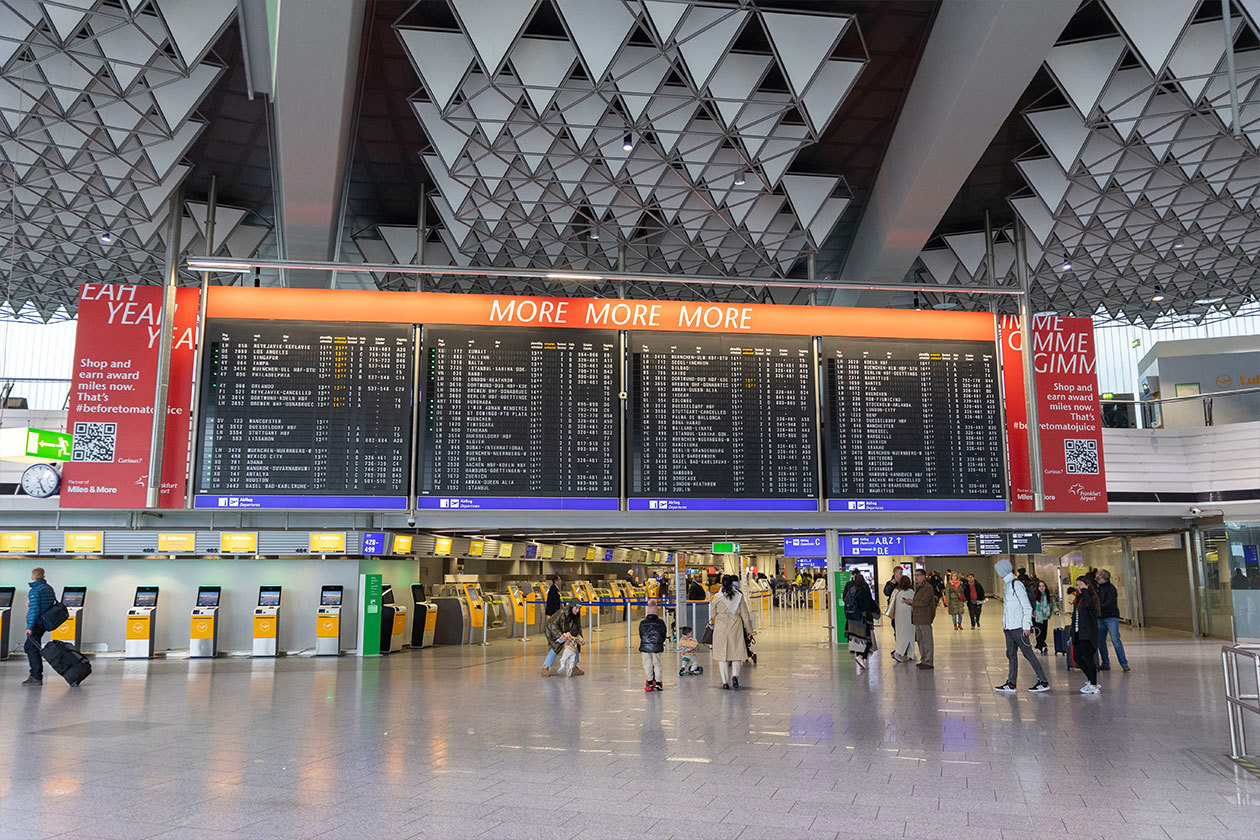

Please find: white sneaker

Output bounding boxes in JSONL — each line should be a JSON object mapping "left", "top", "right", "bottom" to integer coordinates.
{"left": 1079, "top": 683, "right": 1100, "bottom": 695}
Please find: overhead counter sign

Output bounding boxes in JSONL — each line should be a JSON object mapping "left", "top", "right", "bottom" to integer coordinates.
{"left": 220, "top": 533, "right": 258, "bottom": 554}
{"left": 0, "top": 532, "right": 38, "bottom": 553}
{"left": 157, "top": 533, "right": 196, "bottom": 553}
{"left": 784, "top": 536, "right": 826, "bottom": 557}
{"left": 841, "top": 534, "right": 969, "bottom": 557}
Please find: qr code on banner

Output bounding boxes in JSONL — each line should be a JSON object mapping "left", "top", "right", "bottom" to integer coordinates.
{"left": 71, "top": 422, "right": 117, "bottom": 463}
{"left": 1064, "top": 438, "right": 1099, "bottom": 475}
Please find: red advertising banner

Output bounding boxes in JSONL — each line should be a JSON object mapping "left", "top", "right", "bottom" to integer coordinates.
{"left": 61, "top": 284, "right": 198, "bottom": 508}
{"left": 1000, "top": 315, "right": 1107, "bottom": 513}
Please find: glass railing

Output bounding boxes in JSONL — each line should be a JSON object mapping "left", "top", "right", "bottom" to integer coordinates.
{"left": 1102, "top": 386, "right": 1260, "bottom": 429}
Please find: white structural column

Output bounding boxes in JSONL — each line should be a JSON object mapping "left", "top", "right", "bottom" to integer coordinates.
{"left": 835, "top": 0, "right": 1079, "bottom": 304}
{"left": 270, "top": 0, "right": 367, "bottom": 288}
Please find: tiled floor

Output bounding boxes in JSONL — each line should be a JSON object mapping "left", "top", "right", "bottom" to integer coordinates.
{"left": 1, "top": 608, "right": 1256, "bottom": 839}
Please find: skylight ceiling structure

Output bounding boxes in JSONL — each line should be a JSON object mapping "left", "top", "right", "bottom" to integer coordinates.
{"left": 391, "top": 0, "right": 865, "bottom": 279}
{"left": 908, "top": 0, "right": 1260, "bottom": 326}
{"left": 0, "top": 0, "right": 271, "bottom": 321}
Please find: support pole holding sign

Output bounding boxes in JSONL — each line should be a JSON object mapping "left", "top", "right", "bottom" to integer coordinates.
{"left": 1014, "top": 221, "right": 1045, "bottom": 511}
{"left": 825, "top": 528, "right": 838, "bottom": 645}
{"left": 146, "top": 191, "right": 181, "bottom": 509}
{"left": 185, "top": 178, "right": 215, "bottom": 508}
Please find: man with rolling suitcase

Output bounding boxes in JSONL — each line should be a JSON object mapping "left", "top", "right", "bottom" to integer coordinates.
{"left": 22, "top": 567, "right": 56, "bottom": 686}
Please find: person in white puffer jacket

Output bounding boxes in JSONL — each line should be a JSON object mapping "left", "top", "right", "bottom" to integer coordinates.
{"left": 993, "top": 558, "right": 1051, "bottom": 694}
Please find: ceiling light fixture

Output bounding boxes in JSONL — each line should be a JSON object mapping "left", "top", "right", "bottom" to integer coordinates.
{"left": 623, "top": 132, "right": 634, "bottom": 151}
{"left": 590, "top": 228, "right": 600, "bottom": 240}
{"left": 1061, "top": 261, "right": 1072, "bottom": 270}
{"left": 187, "top": 259, "right": 254, "bottom": 274}
{"left": 1195, "top": 296, "right": 1223, "bottom": 304}
{"left": 99, "top": 232, "right": 112, "bottom": 244}
{"left": 734, "top": 170, "right": 747, "bottom": 186}
{"left": 1173, "top": 237, "right": 1185, "bottom": 248}
{"left": 545, "top": 272, "right": 604, "bottom": 281}
{"left": 1152, "top": 295, "right": 1165, "bottom": 302}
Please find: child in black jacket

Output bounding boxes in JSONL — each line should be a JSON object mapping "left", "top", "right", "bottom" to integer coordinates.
{"left": 639, "top": 601, "right": 667, "bottom": 692}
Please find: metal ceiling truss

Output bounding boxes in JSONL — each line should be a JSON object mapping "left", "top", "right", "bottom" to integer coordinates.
{"left": 369, "top": 0, "right": 867, "bottom": 284}
{"left": 0, "top": 0, "right": 270, "bottom": 321}
{"left": 907, "top": 0, "right": 1260, "bottom": 326}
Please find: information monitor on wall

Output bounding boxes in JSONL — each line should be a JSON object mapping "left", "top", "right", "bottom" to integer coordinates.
{"left": 627, "top": 332, "right": 818, "bottom": 511}
{"left": 418, "top": 326, "right": 619, "bottom": 510}
{"left": 822, "top": 337, "right": 1006, "bottom": 511}
{"left": 194, "top": 320, "right": 413, "bottom": 509}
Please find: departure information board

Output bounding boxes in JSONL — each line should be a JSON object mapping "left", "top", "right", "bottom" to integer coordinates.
{"left": 194, "top": 320, "right": 412, "bottom": 509}
{"left": 823, "top": 338, "right": 1006, "bottom": 511}
{"left": 418, "top": 326, "right": 619, "bottom": 510}
{"left": 627, "top": 332, "right": 817, "bottom": 511}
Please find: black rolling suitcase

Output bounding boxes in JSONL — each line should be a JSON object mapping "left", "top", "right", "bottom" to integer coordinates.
{"left": 41, "top": 640, "right": 92, "bottom": 686}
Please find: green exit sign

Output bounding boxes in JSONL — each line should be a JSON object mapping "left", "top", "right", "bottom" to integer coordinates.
{"left": 27, "top": 429, "right": 72, "bottom": 461}
{"left": 712, "top": 541, "right": 740, "bottom": 554}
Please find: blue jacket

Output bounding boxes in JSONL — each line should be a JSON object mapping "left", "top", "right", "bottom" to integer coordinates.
{"left": 27, "top": 579, "right": 55, "bottom": 631}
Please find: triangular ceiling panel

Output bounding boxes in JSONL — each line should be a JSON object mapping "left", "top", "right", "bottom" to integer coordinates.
{"left": 449, "top": 0, "right": 539, "bottom": 77}
{"left": 399, "top": 28, "right": 476, "bottom": 111}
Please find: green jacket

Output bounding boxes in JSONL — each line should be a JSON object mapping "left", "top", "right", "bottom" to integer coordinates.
{"left": 944, "top": 580, "right": 966, "bottom": 615}
{"left": 544, "top": 600, "right": 580, "bottom": 654}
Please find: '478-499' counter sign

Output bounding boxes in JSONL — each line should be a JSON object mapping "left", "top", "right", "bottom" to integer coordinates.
{"left": 60, "top": 284, "right": 198, "bottom": 509}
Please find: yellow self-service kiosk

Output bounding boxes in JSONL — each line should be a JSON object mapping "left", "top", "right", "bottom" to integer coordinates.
{"left": 505, "top": 584, "right": 533, "bottom": 637}
{"left": 462, "top": 583, "right": 488, "bottom": 643}
{"left": 252, "top": 586, "right": 281, "bottom": 657}
{"left": 379, "top": 585, "right": 408, "bottom": 654}
{"left": 189, "top": 586, "right": 221, "bottom": 658}
{"left": 125, "top": 586, "right": 159, "bottom": 659}
{"left": 50, "top": 586, "right": 86, "bottom": 648}
{"left": 410, "top": 584, "right": 436, "bottom": 648}
{"left": 315, "top": 585, "right": 342, "bottom": 656}
{"left": 0, "top": 587, "right": 13, "bottom": 660}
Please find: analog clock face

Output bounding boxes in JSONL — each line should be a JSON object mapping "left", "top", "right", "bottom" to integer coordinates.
{"left": 21, "top": 463, "right": 61, "bottom": 498}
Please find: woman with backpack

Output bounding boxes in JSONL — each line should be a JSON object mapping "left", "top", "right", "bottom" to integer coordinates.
{"left": 843, "top": 569, "right": 878, "bottom": 671}
{"left": 1071, "top": 573, "right": 1103, "bottom": 695}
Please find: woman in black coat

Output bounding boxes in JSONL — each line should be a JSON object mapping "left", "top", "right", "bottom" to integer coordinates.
{"left": 1071, "top": 574, "right": 1102, "bottom": 695}
{"left": 843, "top": 570, "right": 879, "bottom": 672}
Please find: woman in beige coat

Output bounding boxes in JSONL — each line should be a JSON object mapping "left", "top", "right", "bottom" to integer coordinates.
{"left": 710, "top": 575, "right": 754, "bottom": 690}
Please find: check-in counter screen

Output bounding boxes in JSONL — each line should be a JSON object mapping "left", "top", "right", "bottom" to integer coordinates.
{"left": 321, "top": 587, "right": 343, "bottom": 606}
{"left": 62, "top": 588, "right": 85, "bottom": 608}
{"left": 0, "top": 589, "right": 13, "bottom": 608}
{"left": 196, "top": 589, "right": 221, "bottom": 607}
{"left": 258, "top": 588, "right": 281, "bottom": 607}
{"left": 134, "top": 588, "right": 158, "bottom": 607}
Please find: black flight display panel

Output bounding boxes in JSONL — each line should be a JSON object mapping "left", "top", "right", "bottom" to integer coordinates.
{"left": 823, "top": 337, "right": 1006, "bottom": 511}
{"left": 418, "top": 326, "right": 619, "bottom": 510}
{"left": 628, "top": 332, "right": 817, "bottom": 511}
{"left": 194, "top": 320, "right": 412, "bottom": 509}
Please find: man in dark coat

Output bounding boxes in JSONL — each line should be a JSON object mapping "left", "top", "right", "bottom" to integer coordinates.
{"left": 1094, "top": 569, "right": 1131, "bottom": 672}
{"left": 23, "top": 567, "right": 56, "bottom": 686}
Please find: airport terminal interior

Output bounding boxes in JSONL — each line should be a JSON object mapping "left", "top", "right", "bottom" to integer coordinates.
{"left": 2, "top": 0, "right": 1260, "bottom": 837}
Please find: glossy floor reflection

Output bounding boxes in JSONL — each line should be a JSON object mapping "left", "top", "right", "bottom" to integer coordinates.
{"left": 0, "top": 608, "right": 1256, "bottom": 839}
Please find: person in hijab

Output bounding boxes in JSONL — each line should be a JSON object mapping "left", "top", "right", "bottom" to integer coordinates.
{"left": 710, "top": 575, "right": 755, "bottom": 690}
{"left": 541, "top": 600, "right": 583, "bottom": 677}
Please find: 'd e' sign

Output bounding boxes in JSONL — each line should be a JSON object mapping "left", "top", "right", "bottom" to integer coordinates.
{"left": 61, "top": 284, "right": 198, "bottom": 508}
{"left": 999, "top": 315, "right": 1107, "bottom": 513}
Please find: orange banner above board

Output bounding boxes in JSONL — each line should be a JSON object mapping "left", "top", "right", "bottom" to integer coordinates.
{"left": 206, "top": 287, "right": 996, "bottom": 342}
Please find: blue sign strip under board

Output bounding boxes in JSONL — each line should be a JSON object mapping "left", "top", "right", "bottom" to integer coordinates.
{"left": 195, "top": 495, "right": 408, "bottom": 510}
{"left": 628, "top": 498, "right": 818, "bottom": 512}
